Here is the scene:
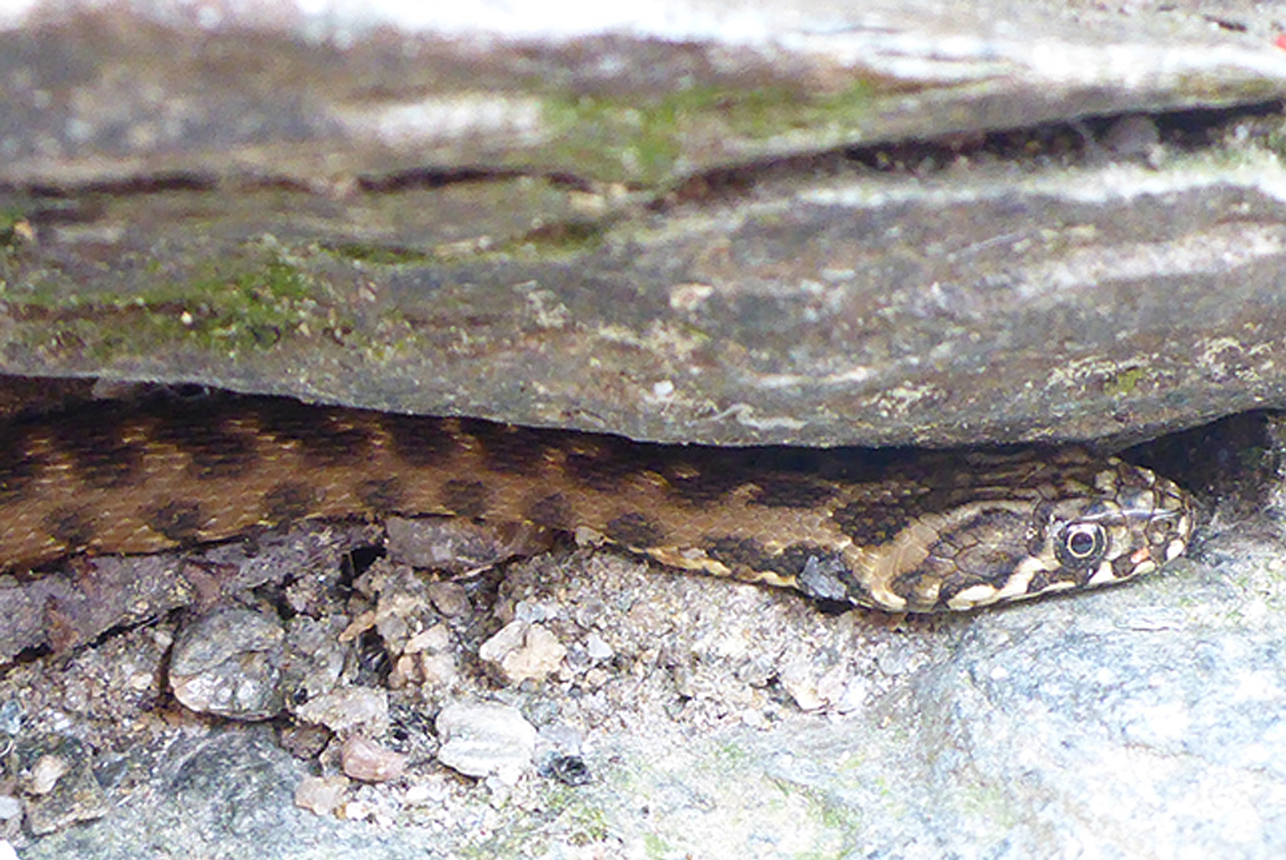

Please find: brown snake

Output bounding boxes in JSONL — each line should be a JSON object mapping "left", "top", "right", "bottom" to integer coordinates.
{"left": 0, "top": 392, "right": 1194, "bottom": 613}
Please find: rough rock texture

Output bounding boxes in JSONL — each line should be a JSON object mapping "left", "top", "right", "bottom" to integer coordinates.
{"left": 168, "top": 609, "right": 286, "bottom": 721}
{"left": 0, "top": 1, "right": 1284, "bottom": 445}
{"left": 0, "top": 521, "right": 382, "bottom": 663}
{"left": 435, "top": 703, "right": 539, "bottom": 786}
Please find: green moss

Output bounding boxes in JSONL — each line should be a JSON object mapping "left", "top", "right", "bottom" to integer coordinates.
{"left": 2, "top": 251, "right": 333, "bottom": 359}
{"left": 520, "top": 218, "right": 609, "bottom": 251}
{"left": 711, "top": 740, "right": 750, "bottom": 766}
{"left": 542, "top": 81, "right": 877, "bottom": 184}
{"left": 1104, "top": 366, "right": 1147, "bottom": 397}
{"left": 0, "top": 209, "right": 34, "bottom": 252}
{"left": 1261, "top": 122, "right": 1286, "bottom": 162}
{"left": 643, "top": 832, "right": 672, "bottom": 859}
{"left": 322, "top": 242, "right": 434, "bottom": 265}
{"left": 130, "top": 256, "right": 317, "bottom": 351}
{"left": 546, "top": 788, "right": 611, "bottom": 846}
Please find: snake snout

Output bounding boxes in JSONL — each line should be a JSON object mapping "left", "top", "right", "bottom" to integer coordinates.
{"left": 1097, "top": 466, "right": 1195, "bottom": 587}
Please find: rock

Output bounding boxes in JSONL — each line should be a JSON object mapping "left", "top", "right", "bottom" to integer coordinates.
{"left": 584, "top": 633, "right": 613, "bottom": 662}
{"left": 0, "top": 4, "right": 1284, "bottom": 449}
{"left": 478, "top": 621, "right": 567, "bottom": 685}
{"left": 294, "top": 687, "right": 389, "bottom": 736}
{"left": 536, "top": 724, "right": 592, "bottom": 787}
{"left": 1100, "top": 113, "right": 1162, "bottom": 162}
{"left": 426, "top": 582, "right": 472, "bottom": 618}
{"left": 779, "top": 661, "right": 825, "bottom": 713}
{"left": 293, "top": 775, "right": 349, "bottom": 817}
{"left": 281, "top": 615, "right": 352, "bottom": 706}
{"left": 0, "top": 795, "right": 19, "bottom": 821}
{"left": 404, "top": 624, "right": 451, "bottom": 656}
{"left": 12, "top": 734, "right": 108, "bottom": 836}
{"left": 435, "top": 703, "right": 538, "bottom": 786}
{"left": 168, "top": 608, "right": 285, "bottom": 721}
{"left": 391, "top": 624, "right": 458, "bottom": 690}
{"left": 340, "top": 736, "right": 407, "bottom": 783}
{"left": 26, "top": 755, "right": 69, "bottom": 796}
{"left": 152, "top": 731, "right": 314, "bottom": 853}
{"left": 0, "top": 521, "right": 381, "bottom": 666}
{"left": 386, "top": 517, "right": 547, "bottom": 574}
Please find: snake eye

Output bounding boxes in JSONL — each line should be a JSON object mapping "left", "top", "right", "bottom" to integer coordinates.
{"left": 1056, "top": 522, "right": 1107, "bottom": 568}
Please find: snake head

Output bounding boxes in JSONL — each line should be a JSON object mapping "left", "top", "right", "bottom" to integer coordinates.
{"left": 861, "top": 455, "right": 1195, "bottom": 613}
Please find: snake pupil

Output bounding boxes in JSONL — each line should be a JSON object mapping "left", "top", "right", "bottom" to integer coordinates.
{"left": 1058, "top": 522, "right": 1106, "bottom": 567}
{"left": 1069, "top": 529, "right": 1096, "bottom": 556}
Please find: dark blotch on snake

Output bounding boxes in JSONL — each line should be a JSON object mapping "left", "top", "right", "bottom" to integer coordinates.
{"left": 704, "top": 536, "right": 845, "bottom": 580}
{"left": 747, "top": 475, "right": 838, "bottom": 509}
{"left": 265, "top": 482, "right": 316, "bottom": 523}
{"left": 442, "top": 479, "right": 489, "bottom": 518}
{"left": 526, "top": 492, "right": 575, "bottom": 530}
{"left": 359, "top": 478, "right": 404, "bottom": 513}
{"left": 44, "top": 506, "right": 96, "bottom": 548}
{"left": 605, "top": 512, "right": 666, "bottom": 547}
{"left": 0, "top": 426, "right": 38, "bottom": 504}
{"left": 54, "top": 411, "right": 145, "bottom": 489}
{"left": 660, "top": 456, "right": 743, "bottom": 506}
{"left": 379, "top": 414, "right": 458, "bottom": 467}
{"left": 459, "top": 418, "right": 549, "bottom": 475}
{"left": 159, "top": 416, "right": 256, "bottom": 481}
{"left": 831, "top": 501, "right": 915, "bottom": 546}
{"left": 564, "top": 439, "right": 657, "bottom": 493}
{"left": 258, "top": 403, "right": 373, "bottom": 467}
{"left": 145, "top": 500, "right": 204, "bottom": 543}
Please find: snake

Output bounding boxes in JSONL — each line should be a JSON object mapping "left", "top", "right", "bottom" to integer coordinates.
{"left": 0, "top": 391, "right": 1195, "bottom": 613}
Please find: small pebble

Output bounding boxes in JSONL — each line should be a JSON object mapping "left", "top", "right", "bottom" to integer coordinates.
{"left": 478, "top": 621, "right": 567, "bottom": 685}
{"left": 426, "top": 581, "right": 471, "bottom": 617}
{"left": 404, "top": 624, "right": 451, "bottom": 655}
{"left": 27, "top": 755, "right": 69, "bottom": 795}
{"left": 340, "top": 799, "right": 373, "bottom": 821}
{"left": 295, "top": 686, "right": 389, "bottom": 734}
{"left": 584, "top": 632, "right": 613, "bottom": 661}
{"left": 779, "top": 661, "right": 824, "bottom": 712}
{"left": 436, "top": 702, "right": 537, "bottom": 786}
{"left": 341, "top": 735, "right": 407, "bottom": 783}
{"left": 1102, "top": 114, "right": 1161, "bottom": 161}
{"left": 418, "top": 652, "right": 459, "bottom": 687}
{"left": 0, "top": 794, "right": 21, "bottom": 821}
{"left": 387, "top": 517, "right": 512, "bottom": 575}
{"left": 14, "top": 735, "right": 108, "bottom": 835}
{"left": 294, "top": 775, "right": 349, "bottom": 816}
{"left": 0, "top": 839, "right": 17, "bottom": 860}
{"left": 403, "top": 783, "right": 435, "bottom": 805}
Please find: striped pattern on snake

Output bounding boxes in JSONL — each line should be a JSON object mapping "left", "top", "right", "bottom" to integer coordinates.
{"left": 0, "top": 392, "right": 1195, "bottom": 613}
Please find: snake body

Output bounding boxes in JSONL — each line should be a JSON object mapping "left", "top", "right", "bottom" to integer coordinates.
{"left": 0, "top": 393, "right": 1194, "bottom": 612}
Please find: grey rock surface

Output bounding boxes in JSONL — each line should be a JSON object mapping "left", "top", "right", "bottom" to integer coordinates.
{"left": 0, "top": 2, "right": 1283, "bottom": 445}
{"left": 7, "top": 735, "right": 106, "bottom": 837}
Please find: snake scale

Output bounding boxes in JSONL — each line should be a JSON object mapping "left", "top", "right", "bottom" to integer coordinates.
{"left": 0, "top": 392, "right": 1195, "bottom": 613}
